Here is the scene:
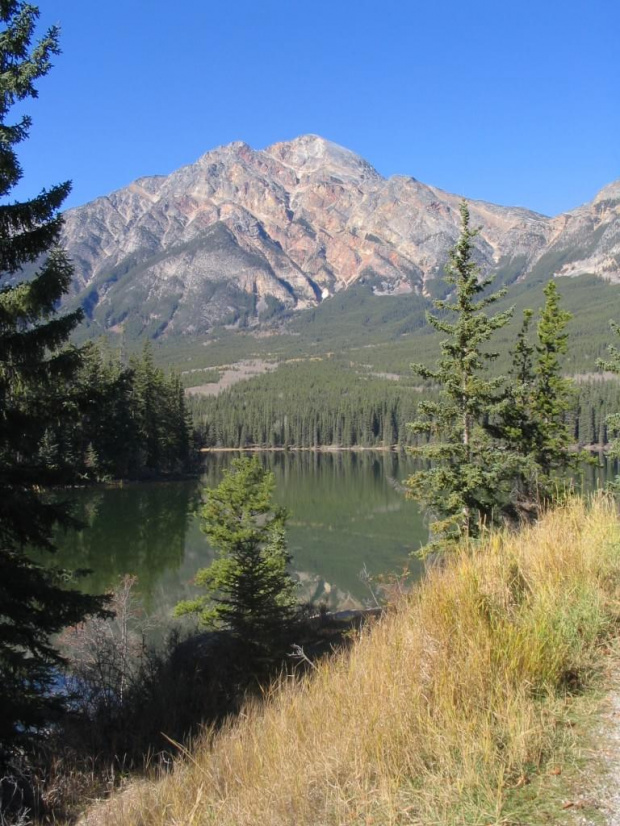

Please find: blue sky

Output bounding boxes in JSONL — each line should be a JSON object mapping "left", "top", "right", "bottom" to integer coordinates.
{"left": 12, "top": 0, "right": 620, "bottom": 216}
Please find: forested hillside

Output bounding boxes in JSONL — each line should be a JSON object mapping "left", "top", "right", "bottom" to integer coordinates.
{"left": 184, "top": 272, "right": 620, "bottom": 451}
{"left": 157, "top": 274, "right": 620, "bottom": 380}
{"left": 188, "top": 358, "right": 620, "bottom": 449}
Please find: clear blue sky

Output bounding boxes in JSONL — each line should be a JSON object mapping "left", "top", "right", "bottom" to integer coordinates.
{"left": 13, "top": 0, "right": 620, "bottom": 216}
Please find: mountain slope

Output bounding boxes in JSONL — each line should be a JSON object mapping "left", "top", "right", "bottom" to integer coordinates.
{"left": 61, "top": 135, "right": 620, "bottom": 339}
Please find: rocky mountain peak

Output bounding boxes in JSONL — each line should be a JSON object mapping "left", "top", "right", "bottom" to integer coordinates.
{"left": 194, "top": 140, "right": 256, "bottom": 168}
{"left": 60, "top": 136, "right": 620, "bottom": 340}
{"left": 593, "top": 179, "right": 620, "bottom": 206}
{"left": 265, "top": 134, "right": 382, "bottom": 183}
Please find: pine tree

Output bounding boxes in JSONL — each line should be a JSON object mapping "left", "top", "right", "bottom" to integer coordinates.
{"left": 498, "top": 309, "right": 540, "bottom": 515}
{"left": 533, "top": 281, "right": 575, "bottom": 478}
{"left": 406, "top": 201, "right": 513, "bottom": 551}
{"left": 174, "top": 456, "right": 298, "bottom": 663}
{"left": 597, "top": 321, "right": 620, "bottom": 485}
{"left": 130, "top": 342, "right": 163, "bottom": 473}
{"left": 0, "top": 2, "right": 106, "bottom": 755}
{"left": 500, "top": 282, "right": 577, "bottom": 513}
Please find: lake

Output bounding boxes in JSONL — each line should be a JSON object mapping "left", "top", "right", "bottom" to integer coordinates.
{"left": 51, "top": 451, "right": 615, "bottom": 621}
{"left": 52, "top": 452, "right": 428, "bottom": 620}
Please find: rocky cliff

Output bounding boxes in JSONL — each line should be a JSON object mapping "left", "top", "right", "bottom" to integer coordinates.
{"left": 61, "top": 134, "right": 620, "bottom": 338}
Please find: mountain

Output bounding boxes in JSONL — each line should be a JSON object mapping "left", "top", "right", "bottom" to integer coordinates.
{"left": 61, "top": 135, "right": 620, "bottom": 340}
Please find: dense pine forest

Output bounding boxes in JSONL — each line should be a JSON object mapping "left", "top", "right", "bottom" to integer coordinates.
{"left": 188, "top": 359, "right": 620, "bottom": 450}
{"left": 190, "top": 361, "right": 423, "bottom": 448}
{"left": 38, "top": 342, "right": 193, "bottom": 482}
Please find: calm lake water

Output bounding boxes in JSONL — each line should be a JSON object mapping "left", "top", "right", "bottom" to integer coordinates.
{"left": 51, "top": 451, "right": 615, "bottom": 620}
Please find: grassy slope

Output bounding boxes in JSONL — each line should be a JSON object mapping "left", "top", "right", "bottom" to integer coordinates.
{"left": 80, "top": 496, "right": 620, "bottom": 826}
{"left": 151, "top": 275, "right": 620, "bottom": 381}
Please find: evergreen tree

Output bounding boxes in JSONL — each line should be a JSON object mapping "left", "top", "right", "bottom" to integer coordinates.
{"left": 0, "top": 2, "right": 106, "bottom": 755}
{"left": 597, "top": 321, "right": 620, "bottom": 484}
{"left": 130, "top": 342, "right": 162, "bottom": 472}
{"left": 405, "top": 202, "right": 513, "bottom": 551}
{"left": 501, "top": 282, "right": 577, "bottom": 513}
{"left": 175, "top": 457, "right": 298, "bottom": 663}
{"left": 498, "top": 309, "right": 540, "bottom": 514}
{"left": 533, "top": 281, "right": 575, "bottom": 478}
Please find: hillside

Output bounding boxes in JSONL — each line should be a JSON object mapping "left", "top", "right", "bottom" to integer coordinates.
{"left": 78, "top": 497, "right": 620, "bottom": 826}
{"left": 61, "top": 135, "right": 620, "bottom": 342}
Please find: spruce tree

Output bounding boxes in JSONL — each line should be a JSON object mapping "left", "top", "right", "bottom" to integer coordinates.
{"left": 0, "top": 2, "right": 106, "bottom": 755}
{"left": 498, "top": 309, "right": 540, "bottom": 515}
{"left": 406, "top": 201, "right": 513, "bottom": 551}
{"left": 597, "top": 321, "right": 620, "bottom": 485}
{"left": 500, "top": 281, "right": 576, "bottom": 514}
{"left": 533, "top": 281, "right": 575, "bottom": 477}
{"left": 175, "top": 456, "right": 298, "bottom": 663}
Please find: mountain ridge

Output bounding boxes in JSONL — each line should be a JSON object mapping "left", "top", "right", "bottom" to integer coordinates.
{"left": 60, "top": 135, "right": 620, "bottom": 340}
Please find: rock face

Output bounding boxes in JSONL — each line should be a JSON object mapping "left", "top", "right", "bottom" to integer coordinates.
{"left": 61, "top": 134, "right": 620, "bottom": 338}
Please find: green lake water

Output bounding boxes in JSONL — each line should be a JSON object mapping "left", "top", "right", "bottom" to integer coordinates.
{"left": 51, "top": 451, "right": 615, "bottom": 621}
{"left": 52, "top": 452, "right": 428, "bottom": 619}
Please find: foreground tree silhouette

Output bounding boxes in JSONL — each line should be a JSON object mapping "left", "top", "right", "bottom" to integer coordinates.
{"left": 0, "top": 2, "right": 106, "bottom": 759}
{"left": 175, "top": 457, "right": 298, "bottom": 664}
{"left": 406, "top": 201, "right": 513, "bottom": 551}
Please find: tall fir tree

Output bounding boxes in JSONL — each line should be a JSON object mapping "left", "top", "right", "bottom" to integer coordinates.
{"left": 0, "top": 1, "right": 106, "bottom": 756}
{"left": 498, "top": 309, "right": 540, "bottom": 515}
{"left": 500, "top": 282, "right": 577, "bottom": 514}
{"left": 597, "top": 320, "right": 620, "bottom": 485}
{"left": 406, "top": 201, "right": 513, "bottom": 551}
{"left": 533, "top": 281, "right": 575, "bottom": 478}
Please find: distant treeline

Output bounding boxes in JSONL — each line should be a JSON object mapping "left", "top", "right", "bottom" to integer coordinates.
{"left": 188, "top": 360, "right": 620, "bottom": 450}
{"left": 574, "top": 379, "right": 620, "bottom": 446}
{"left": 41, "top": 342, "right": 193, "bottom": 481}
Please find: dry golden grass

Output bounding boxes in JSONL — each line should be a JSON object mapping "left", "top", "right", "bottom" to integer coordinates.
{"left": 80, "top": 495, "right": 620, "bottom": 826}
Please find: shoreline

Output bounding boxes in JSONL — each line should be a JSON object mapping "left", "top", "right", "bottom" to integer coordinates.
{"left": 199, "top": 445, "right": 406, "bottom": 453}
{"left": 200, "top": 444, "right": 610, "bottom": 454}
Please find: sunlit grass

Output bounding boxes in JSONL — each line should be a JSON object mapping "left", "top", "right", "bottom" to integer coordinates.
{"left": 80, "top": 495, "right": 620, "bottom": 825}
